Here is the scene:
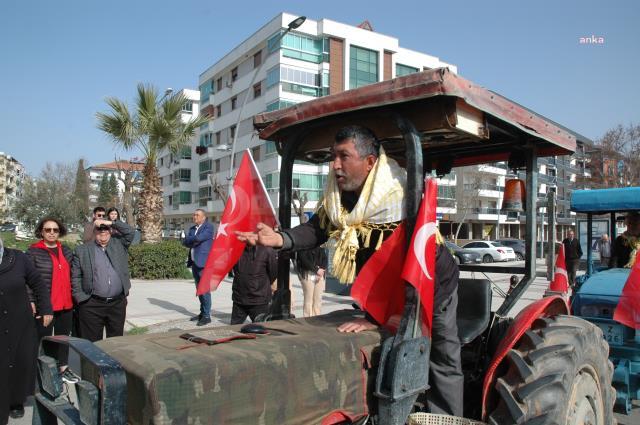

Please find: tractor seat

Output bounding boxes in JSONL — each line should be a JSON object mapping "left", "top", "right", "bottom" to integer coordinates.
{"left": 456, "top": 278, "right": 492, "bottom": 344}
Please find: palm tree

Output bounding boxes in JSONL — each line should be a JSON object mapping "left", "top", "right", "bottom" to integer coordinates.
{"left": 96, "top": 83, "right": 207, "bottom": 243}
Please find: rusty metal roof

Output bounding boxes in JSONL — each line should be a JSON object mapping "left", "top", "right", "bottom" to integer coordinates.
{"left": 254, "top": 68, "right": 577, "bottom": 168}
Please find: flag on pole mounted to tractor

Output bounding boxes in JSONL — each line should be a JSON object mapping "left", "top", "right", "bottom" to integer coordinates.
{"left": 549, "top": 243, "right": 569, "bottom": 293}
{"left": 197, "top": 150, "right": 278, "bottom": 295}
{"left": 613, "top": 251, "right": 640, "bottom": 330}
{"left": 351, "top": 178, "right": 438, "bottom": 336}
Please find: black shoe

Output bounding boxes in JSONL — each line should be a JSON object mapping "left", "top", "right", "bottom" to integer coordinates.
{"left": 196, "top": 317, "right": 212, "bottom": 326}
{"left": 190, "top": 314, "right": 202, "bottom": 322}
{"left": 9, "top": 404, "right": 24, "bottom": 418}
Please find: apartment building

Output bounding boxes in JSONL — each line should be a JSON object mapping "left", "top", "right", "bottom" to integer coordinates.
{"left": 0, "top": 152, "right": 25, "bottom": 223}
{"left": 86, "top": 159, "right": 145, "bottom": 206}
{"left": 159, "top": 12, "right": 457, "bottom": 233}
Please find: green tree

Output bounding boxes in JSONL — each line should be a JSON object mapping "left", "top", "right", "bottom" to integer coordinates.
{"left": 96, "top": 84, "right": 207, "bottom": 242}
{"left": 12, "top": 162, "right": 77, "bottom": 231}
{"left": 108, "top": 173, "right": 119, "bottom": 207}
{"left": 97, "top": 173, "right": 110, "bottom": 205}
{"left": 73, "top": 158, "right": 90, "bottom": 222}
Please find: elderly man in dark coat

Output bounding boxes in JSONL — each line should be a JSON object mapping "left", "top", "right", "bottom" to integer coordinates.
{"left": 0, "top": 238, "right": 52, "bottom": 422}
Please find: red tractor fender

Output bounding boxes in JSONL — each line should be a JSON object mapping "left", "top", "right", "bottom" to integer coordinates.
{"left": 481, "top": 295, "right": 570, "bottom": 420}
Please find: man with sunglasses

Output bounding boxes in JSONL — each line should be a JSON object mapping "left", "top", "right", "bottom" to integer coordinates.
{"left": 82, "top": 206, "right": 107, "bottom": 243}
{"left": 72, "top": 217, "right": 134, "bottom": 341}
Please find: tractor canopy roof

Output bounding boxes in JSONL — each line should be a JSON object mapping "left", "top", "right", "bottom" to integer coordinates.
{"left": 254, "top": 67, "right": 578, "bottom": 169}
{"left": 570, "top": 187, "right": 640, "bottom": 214}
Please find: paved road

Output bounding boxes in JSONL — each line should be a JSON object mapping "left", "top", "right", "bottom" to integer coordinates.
{"left": 11, "top": 262, "right": 639, "bottom": 423}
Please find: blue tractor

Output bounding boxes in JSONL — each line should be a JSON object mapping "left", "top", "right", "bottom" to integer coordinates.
{"left": 571, "top": 187, "right": 640, "bottom": 414}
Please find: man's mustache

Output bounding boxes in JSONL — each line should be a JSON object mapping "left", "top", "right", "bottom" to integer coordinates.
{"left": 335, "top": 171, "right": 346, "bottom": 178}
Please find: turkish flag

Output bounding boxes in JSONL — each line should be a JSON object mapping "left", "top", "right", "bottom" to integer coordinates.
{"left": 196, "top": 150, "right": 278, "bottom": 295}
{"left": 613, "top": 252, "right": 640, "bottom": 329}
{"left": 549, "top": 244, "right": 569, "bottom": 293}
{"left": 351, "top": 223, "right": 407, "bottom": 327}
{"left": 401, "top": 178, "right": 438, "bottom": 336}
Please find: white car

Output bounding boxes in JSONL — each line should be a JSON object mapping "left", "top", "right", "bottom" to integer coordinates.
{"left": 462, "top": 241, "right": 516, "bottom": 263}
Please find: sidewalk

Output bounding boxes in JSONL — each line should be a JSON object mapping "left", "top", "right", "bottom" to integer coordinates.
{"left": 125, "top": 271, "right": 354, "bottom": 333}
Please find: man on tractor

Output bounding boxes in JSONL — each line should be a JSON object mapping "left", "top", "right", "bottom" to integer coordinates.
{"left": 237, "top": 125, "right": 464, "bottom": 416}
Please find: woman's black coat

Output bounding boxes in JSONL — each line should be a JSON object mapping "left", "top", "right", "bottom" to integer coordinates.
{"left": 0, "top": 248, "right": 52, "bottom": 424}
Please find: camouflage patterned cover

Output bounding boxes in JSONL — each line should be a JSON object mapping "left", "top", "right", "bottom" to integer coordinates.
{"left": 95, "top": 309, "right": 386, "bottom": 424}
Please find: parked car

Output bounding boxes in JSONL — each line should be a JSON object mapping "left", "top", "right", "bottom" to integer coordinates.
{"left": 445, "top": 241, "right": 483, "bottom": 265}
{"left": 0, "top": 222, "right": 17, "bottom": 232}
{"left": 462, "top": 240, "right": 516, "bottom": 263}
{"left": 496, "top": 239, "right": 525, "bottom": 261}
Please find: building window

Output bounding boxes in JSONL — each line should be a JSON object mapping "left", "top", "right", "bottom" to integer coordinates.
{"left": 199, "top": 160, "right": 212, "bottom": 181}
{"left": 265, "top": 172, "right": 279, "bottom": 189}
{"left": 350, "top": 45, "right": 378, "bottom": 89}
{"left": 253, "top": 50, "right": 262, "bottom": 68}
{"left": 216, "top": 105, "right": 221, "bottom": 117}
{"left": 199, "top": 79, "right": 214, "bottom": 103}
{"left": 266, "top": 99, "right": 298, "bottom": 112}
{"left": 215, "top": 131, "right": 221, "bottom": 146}
{"left": 265, "top": 141, "right": 278, "bottom": 155}
{"left": 199, "top": 186, "right": 212, "bottom": 207}
{"left": 181, "top": 101, "right": 194, "bottom": 113}
{"left": 396, "top": 63, "right": 419, "bottom": 77}
{"left": 231, "top": 67, "right": 238, "bottom": 82}
{"left": 268, "top": 31, "right": 324, "bottom": 63}
{"left": 200, "top": 132, "right": 213, "bottom": 147}
{"left": 231, "top": 96, "right": 237, "bottom": 110}
{"left": 252, "top": 146, "right": 261, "bottom": 162}
{"left": 173, "top": 169, "right": 191, "bottom": 184}
{"left": 214, "top": 159, "right": 221, "bottom": 172}
{"left": 216, "top": 77, "right": 222, "bottom": 92}
{"left": 230, "top": 125, "right": 236, "bottom": 140}
{"left": 173, "top": 191, "right": 191, "bottom": 205}
{"left": 253, "top": 83, "right": 262, "bottom": 99}
{"left": 180, "top": 146, "right": 192, "bottom": 159}
{"left": 291, "top": 172, "right": 327, "bottom": 201}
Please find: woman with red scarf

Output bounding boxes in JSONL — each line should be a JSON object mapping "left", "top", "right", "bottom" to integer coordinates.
{"left": 26, "top": 217, "right": 77, "bottom": 384}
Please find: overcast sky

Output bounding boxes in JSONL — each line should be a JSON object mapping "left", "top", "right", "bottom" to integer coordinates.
{"left": 1, "top": 0, "right": 638, "bottom": 174}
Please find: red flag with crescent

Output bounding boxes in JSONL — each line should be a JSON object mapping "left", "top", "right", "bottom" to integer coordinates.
{"left": 351, "top": 223, "right": 407, "bottom": 327}
{"left": 196, "top": 150, "right": 278, "bottom": 295}
{"left": 613, "top": 252, "right": 640, "bottom": 329}
{"left": 401, "top": 178, "right": 438, "bottom": 336}
{"left": 549, "top": 243, "right": 569, "bottom": 293}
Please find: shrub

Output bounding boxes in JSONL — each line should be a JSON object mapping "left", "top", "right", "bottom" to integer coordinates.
{"left": 128, "top": 240, "right": 191, "bottom": 279}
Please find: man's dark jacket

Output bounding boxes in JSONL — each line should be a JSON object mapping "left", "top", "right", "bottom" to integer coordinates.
{"left": 281, "top": 195, "right": 458, "bottom": 308}
{"left": 71, "top": 221, "right": 135, "bottom": 303}
{"left": 232, "top": 245, "right": 278, "bottom": 306}
{"left": 562, "top": 237, "right": 583, "bottom": 260}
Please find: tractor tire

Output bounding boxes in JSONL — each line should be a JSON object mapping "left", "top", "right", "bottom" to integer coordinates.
{"left": 483, "top": 254, "right": 494, "bottom": 263}
{"left": 488, "top": 315, "right": 615, "bottom": 425}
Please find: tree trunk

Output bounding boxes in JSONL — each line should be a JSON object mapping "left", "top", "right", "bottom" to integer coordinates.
{"left": 138, "top": 162, "right": 163, "bottom": 243}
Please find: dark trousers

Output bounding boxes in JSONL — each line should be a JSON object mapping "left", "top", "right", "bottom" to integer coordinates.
{"left": 567, "top": 259, "right": 580, "bottom": 287}
{"left": 230, "top": 303, "right": 269, "bottom": 325}
{"left": 192, "top": 266, "right": 212, "bottom": 319}
{"left": 77, "top": 297, "right": 127, "bottom": 342}
{"left": 426, "top": 292, "right": 464, "bottom": 417}
{"left": 36, "top": 309, "right": 73, "bottom": 367}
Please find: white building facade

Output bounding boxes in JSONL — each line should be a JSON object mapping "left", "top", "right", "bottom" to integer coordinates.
{"left": 0, "top": 152, "right": 25, "bottom": 223}
{"left": 160, "top": 13, "right": 457, "bottom": 234}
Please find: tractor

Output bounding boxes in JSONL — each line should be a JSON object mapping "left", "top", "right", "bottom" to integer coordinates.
{"left": 33, "top": 68, "right": 615, "bottom": 424}
{"left": 570, "top": 187, "right": 640, "bottom": 414}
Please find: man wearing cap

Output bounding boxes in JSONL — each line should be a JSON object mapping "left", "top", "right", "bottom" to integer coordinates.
{"left": 71, "top": 218, "right": 135, "bottom": 341}
{"left": 611, "top": 211, "right": 640, "bottom": 268}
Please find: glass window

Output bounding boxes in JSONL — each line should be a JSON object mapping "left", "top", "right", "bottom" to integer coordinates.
{"left": 230, "top": 125, "right": 236, "bottom": 140}
{"left": 199, "top": 79, "right": 214, "bottom": 103}
{"left": 216, "top": 78, "right": 222, "bottom": 92}
{"left": 253, "top": 50, "right": 262, "bottom": 68}
{"left": 265, "top": 140, "right": 278, "bottom": 155}
{"left": 231, "top": 96, "right": 237, "bottom": 110}
{"left": 173, "top": 191, "right": 191, "bottom": 204}
{"left": 231, "top": 67, "right": 238, "bottom": 82}
{"left": 350, "top": 45, "right": 378, "bottom": 89}
{"left": 173, "top": 169, "right": 191, "bottom": 182}
{"left": 253, "top": 83, "right": 262, "bottom": 98}
{"left": 199, "top": 160, "right": 212, "bottom": 181}
{"left": 266, "top": 66, "right": 280, "bottom": 88}
{"left": 396, "top": 63, "right": 419, "bottom": 77}
{"left": 180, "top": 146, "right": 192, "bottom": 159}
{"left": 181, "top": 101, "right": 193, "bottom": 113}
{"left": 199, "top": 186, "right": 212, "bottom": 207}
{"left": 268, "top": 31, "right": 324, "bottom": 63}
{"left": 266, "top": 99, "right": 298, "bottom": 112}
{"left": 252, "top": 146, "right": 261, "bottom": 162}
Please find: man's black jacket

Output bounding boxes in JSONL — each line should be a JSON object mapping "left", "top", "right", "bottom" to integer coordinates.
{"left": 232, "top": 245, "right": 278, "bottom": 305}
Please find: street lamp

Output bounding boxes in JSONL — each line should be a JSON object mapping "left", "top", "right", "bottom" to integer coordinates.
{"left": 226, "top": 15, "right": 306, "bottom": 180}
{"left": 158, "top": 87, "right": 173, "bottom": 104}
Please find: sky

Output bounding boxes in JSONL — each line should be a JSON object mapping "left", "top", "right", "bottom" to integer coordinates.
{"left": 1, "top": 0, "right": 639, "bottom": 175}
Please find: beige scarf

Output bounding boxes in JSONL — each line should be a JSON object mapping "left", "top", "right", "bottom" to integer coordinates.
{"left": 318, "top": 147, "right": 406, "bottom": 283}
